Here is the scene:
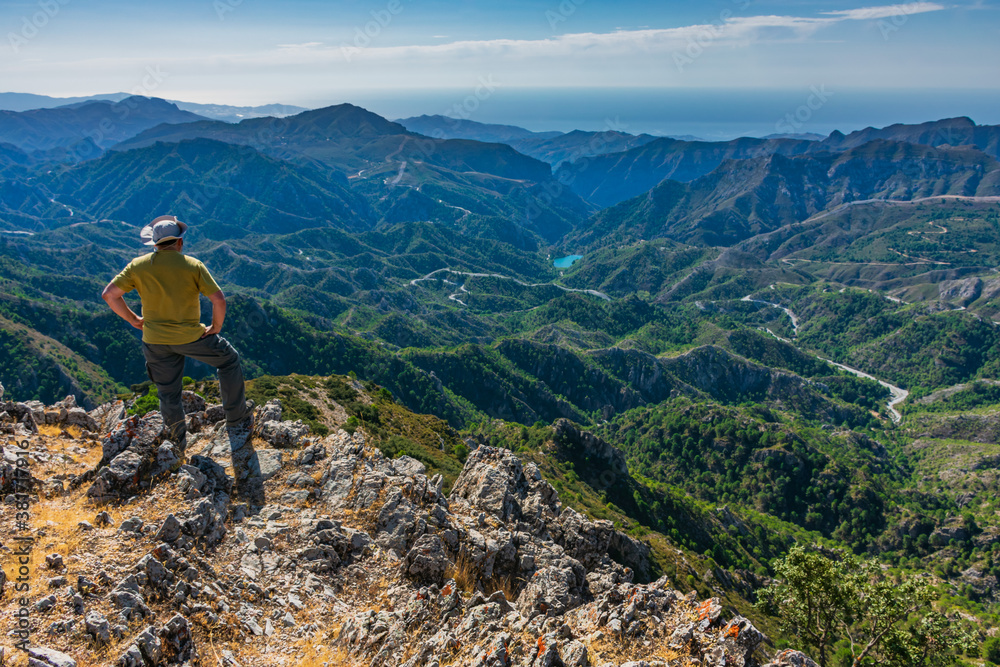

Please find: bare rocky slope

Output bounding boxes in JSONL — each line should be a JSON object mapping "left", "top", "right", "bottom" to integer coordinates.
{"left": 0, "top": 382, "right": 821, "bottom": 667}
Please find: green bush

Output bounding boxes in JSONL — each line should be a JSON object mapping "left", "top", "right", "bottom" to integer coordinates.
{"left": 128, "top": 385, "right": 159, "bottom": 417}
{"left": 984, "top": 636, "right": 1000, "bottom": 664}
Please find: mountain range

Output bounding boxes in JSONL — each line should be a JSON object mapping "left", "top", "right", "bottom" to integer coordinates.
{"left": 0, "top": 91, "right": 308, "bottom": 121}
{"left": 1, "top": 93, "right": 999, "bottom": 661}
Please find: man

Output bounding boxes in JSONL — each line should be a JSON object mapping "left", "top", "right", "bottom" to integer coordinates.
{"left": 102, "top": 215, "right": 252, "bottom": 445}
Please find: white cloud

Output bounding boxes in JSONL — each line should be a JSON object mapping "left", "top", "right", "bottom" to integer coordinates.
{"left": 0, "top": 1, "right": 956, "bottom": 94}
{"left": 823, "top": 3, "right": 946, "bottom": 20}
{"left": 261, "top": 3, "right": 944, "bottom": 66}
{"left": 276, "top": 42, "right": 324, "bottom": 50}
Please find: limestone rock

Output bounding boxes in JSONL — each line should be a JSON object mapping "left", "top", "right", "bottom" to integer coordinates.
{"left": 87, "top": 412, "right": 168, "bottom": 502}
{"left": 85, "top": 611, "right": 111, "bottom": 646}
{"left": 259, "top": 419, "right": 309, "bottom": 448}
{"left": 181, "top": 390, "right": 206, "bottom": 414}
{"left": 764, "top": 650, "right": 820, "bottom": 667}
{"left": 402, "top": 534, "right": 451, "bottom": 585}
{"left": 258, "top": 398, "right": 282, "bottom": 423}
{"left": 392, "top": 455, "right": 427, "bottom": 477}
{"left": 26, "top": 647, "right": 77, "bottom": 667}
{"left": 516, "top": 562, "right": 587, "bottom": 618}
{"left": 254, "top": 449, "right": 284, "bottom": 481}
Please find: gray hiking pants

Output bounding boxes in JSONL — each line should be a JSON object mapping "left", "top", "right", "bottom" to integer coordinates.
{"left": 142, "top": 333, "right": 248, "bottom": 444}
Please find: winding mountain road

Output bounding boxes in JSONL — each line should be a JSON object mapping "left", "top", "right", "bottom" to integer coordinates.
{"left": 741, "top": 293, "right": 799, "bottom": 333}
{"left": 740, "top": 292, "right": 909, "bottom": 422}
{"left": 409, "top": 268, "right": 611, "bottom": 303}
{"left": 819, "top": 357, "right": 909, "bottom": 423}
{"left": 799, "top": 195, "right": 1000, "bottom": 226}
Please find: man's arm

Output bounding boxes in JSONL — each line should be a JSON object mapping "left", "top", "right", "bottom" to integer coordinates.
{"left": 102, "top": 283, "right": 143, "bottom": 330}
{"left": 202, "top": 290, "right": 226, "bottom": 337}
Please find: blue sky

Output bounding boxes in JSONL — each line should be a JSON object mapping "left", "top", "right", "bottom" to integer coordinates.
{"left": 1, "top": 0, "right": 997, "bottom": 108}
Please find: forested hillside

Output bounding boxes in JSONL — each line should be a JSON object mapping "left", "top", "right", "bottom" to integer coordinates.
{"left": 3, "top": 103, "right": 1000, "bottom": 663}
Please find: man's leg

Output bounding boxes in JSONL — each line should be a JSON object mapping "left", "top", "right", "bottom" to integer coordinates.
{"left": 142, "top": 343, "right": 187, "bottom": 444}
{"left": 173, "top": 334, "right": 248, "bottom": 425}
{"left": 173, "top": 334, "right": 261, "bottom": 505}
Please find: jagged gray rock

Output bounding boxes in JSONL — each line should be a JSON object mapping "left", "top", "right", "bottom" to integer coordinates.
{"left": 181, "top": 390, "right": 206, "bottom": 414}
{"left": 26, "top": 646, "right": 77, "bottom": 667}
{"left": 254, "top": 449, "right": 284, "bottom": 480}
{"left": 259, "top": 419, "right": 309, "bottom": 448}
{"left": 517, "top": 561, "right": 588, "bottom": 618}
{"left": 10, "top": 392, "right": 798, "bottom": 667}
{"left": 87, "top": 412, "right": 169, "bottom": 502}
{"left": 85, "top": 611, "right": 111, "bottom": 646}
{"left": 403, "top": 534, "right": 451, "bottom": 585}
{"left": 764, "top": 650, "right": 821, "bottom": 667}
{"left": 258, "top": 398, "right": 282, "bottom": 423}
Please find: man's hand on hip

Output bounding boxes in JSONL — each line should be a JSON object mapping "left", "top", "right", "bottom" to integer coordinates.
{"left": 131, "top": 317, "right": 144, "bottom": 330}
{"left": 203, "top": 290, "right": 227, "bottom": 339}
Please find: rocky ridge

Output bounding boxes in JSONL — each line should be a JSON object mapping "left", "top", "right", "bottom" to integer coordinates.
{"left": 0, "top": 385, "right": 819, "bottom": 666}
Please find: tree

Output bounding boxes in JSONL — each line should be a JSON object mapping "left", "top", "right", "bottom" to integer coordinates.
{"left": 756, "top": 546, "right": 974, "bottom": 667}
{"left": 984, "top": 636, "right": 1000, "bottom": 665}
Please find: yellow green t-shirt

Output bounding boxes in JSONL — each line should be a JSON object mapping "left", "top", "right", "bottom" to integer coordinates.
{"left": 112, "top": 250, "right": 221, "bottom": 345}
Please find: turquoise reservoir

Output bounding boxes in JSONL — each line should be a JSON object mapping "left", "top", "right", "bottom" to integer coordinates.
{"left": 553, "top": 255, "right": 582, "bottom": 269}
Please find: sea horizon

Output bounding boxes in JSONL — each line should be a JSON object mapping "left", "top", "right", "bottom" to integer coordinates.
{"left": 312, "top": 86, "right": 1000, "bottom": 142}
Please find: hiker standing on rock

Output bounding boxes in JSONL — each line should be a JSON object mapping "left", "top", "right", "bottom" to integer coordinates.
{"left": 102, "top": 215, "right": 253, "bottom": 445}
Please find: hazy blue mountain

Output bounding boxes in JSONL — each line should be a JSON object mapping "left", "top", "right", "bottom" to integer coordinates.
{"left": 555, "top": 135, "right": 817, "bottom": 208}
{"left": 164, "top": 101, "right": 308, "bottom": 122}
{"left": 762, "top": 132, "right": 825, "bottom": 140}
{"left": 397, "top": 114, "right": 658, "bottom": 166}
{"left": 0, "top": 91, "right": 308, "bottom": 122}
{"left": 555, "top": 118, "right": 1000, "bottom": 209}
{"left": 115, "top": 103, "right": 552, "bottom": 180}
{"left": 0, "top": 142, "right": 31, "bottom": 167}
{"left": 570, "top": 140, "right": 1000, "bottom": 248}
{"left": 0, "top": 92, "right": 132, "bottom": 111}
{"left": 396, "top": 114, "right": 562, "bottom": 143}
{"left": 823, "top": 116, "right": 1000, "bottom": 159}
{"left": 0, "top": 97, "right": 207, "bottom": 154}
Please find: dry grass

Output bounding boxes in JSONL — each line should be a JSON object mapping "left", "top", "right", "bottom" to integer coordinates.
{"left": 444, "top": 551, "right": 521, "bottom": 602}
{"left": 12, "top": 430, "right": 102, "bottom": 486}
{"left": 584, "top": 634, "right": 686, "bottom": 665}
{"left": 214, "top": 630, "right": 361, "bottom": 667}
{"left": 26, "top": 484, "right": 103, "bottom": 569}
{"left": 445, "top": 552, "right": 478, "bottom": 594}
{"left": 484, "top": 571, "right": 521, "bottom": 603}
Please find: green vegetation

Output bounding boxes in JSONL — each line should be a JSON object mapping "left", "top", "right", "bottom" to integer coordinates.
{"left": 244, "top": 374, "right": 466, "bottom": 490}
{"left": 904, "top": 380, "right": 1000, "bottom": 414}
{"left": 5, "top": 116, "right": 1000, "bottom": 655}
{"left": 600, "top": 398, "right": 898, "bottom": 550}
{"left": 757, "top": 547, "right": 976, "bottom": 667}
{"left": 128, "top": 384, "right": 159, "bottom": 417}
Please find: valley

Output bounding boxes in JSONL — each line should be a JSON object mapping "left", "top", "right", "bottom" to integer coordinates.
{"left": 1, "top": 97, "right": 1000, "bottom": 665}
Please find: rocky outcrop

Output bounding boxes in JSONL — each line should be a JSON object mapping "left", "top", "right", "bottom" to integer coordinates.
{"left": 764, "top": 650, "right": 820, "bottom": 667}
{"left": 1, "top": 395, "right": 97, "bottom": 431}
{"left": 86, "top": 412, "right": 173, "bottom": 503}
{"left": 3, "top": 391, "right": 815, "bottom": 667}
{"left": 116, "top": 613, "right": 196, "bottom": 666}
{"left": 939, "top": 277, "right": 983, "bottom": 307}
{"left": 911, "top": 411, "right": 1000, "bottom": 444}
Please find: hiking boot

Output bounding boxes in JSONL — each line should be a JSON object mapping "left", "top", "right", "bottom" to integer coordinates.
{"left": 226, "top": 399, "right": 255, "bottom": 430}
